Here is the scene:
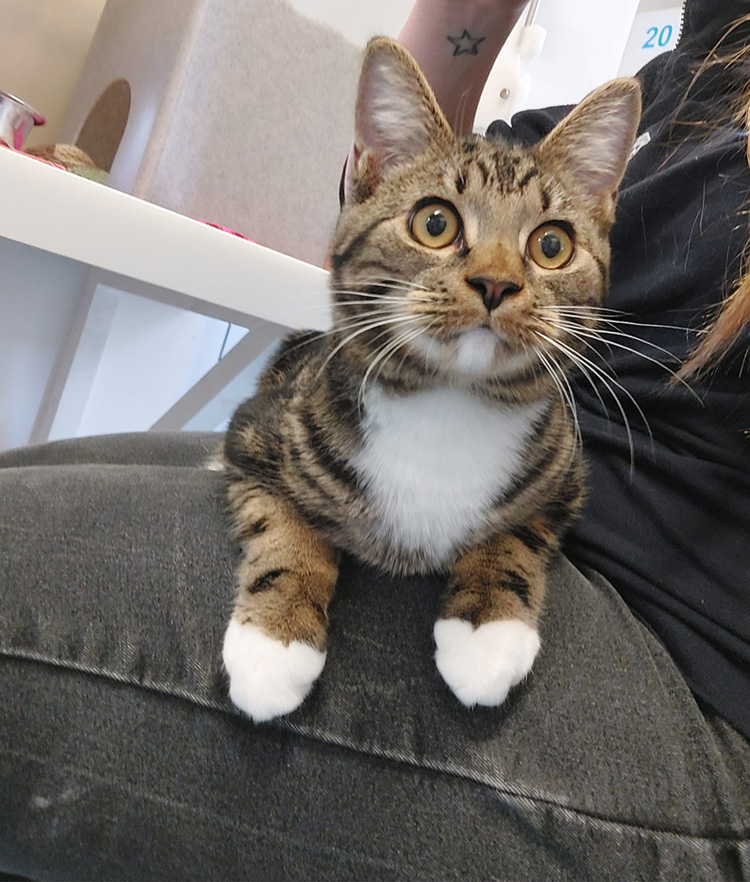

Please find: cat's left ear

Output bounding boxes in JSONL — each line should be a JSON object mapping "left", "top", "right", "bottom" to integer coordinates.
{"left": 346, "top": 37, "right": 454, "bottom": 202}
{"left": 537, "top": 78, "right": 642, "bottom": 208}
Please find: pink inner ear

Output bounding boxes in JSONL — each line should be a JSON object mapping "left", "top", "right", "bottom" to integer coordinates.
{"left": 345, "top": 147, "right": 382, "bottom": 202}
{"left": 358, "top": 151, "right": 379, "bottom": 179}
{"left": 354, "top": 42, "right": 454, "bottom": 174}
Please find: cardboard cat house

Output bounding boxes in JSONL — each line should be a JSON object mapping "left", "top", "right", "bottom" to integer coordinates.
{"left": 60, "top": 0, "right": 361, "bottom": 266}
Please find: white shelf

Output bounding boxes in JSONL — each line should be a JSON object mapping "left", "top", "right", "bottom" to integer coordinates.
{"left": 0, "top": 147, "right": 334, "bottom": 447}
{"left": 0, "top": 146, "right": 332, "bottom": 331}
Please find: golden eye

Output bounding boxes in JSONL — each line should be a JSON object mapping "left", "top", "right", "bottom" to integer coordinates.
{"left": 409, "top": 202, "right": 461, "bottom": 249}
{"left": 527, "top": 223, "right": 574, "bottom": 269}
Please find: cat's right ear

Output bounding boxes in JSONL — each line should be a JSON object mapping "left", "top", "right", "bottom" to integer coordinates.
{"left": 536, "top": 78, "right": 642, "bottom": 212}
{"left": 345, "top": 37, "right": 453, "bottom": 203}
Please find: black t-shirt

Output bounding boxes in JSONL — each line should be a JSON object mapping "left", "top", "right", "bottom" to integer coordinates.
{"left": 488, "top": 0, "right": 750, "bottom": 738}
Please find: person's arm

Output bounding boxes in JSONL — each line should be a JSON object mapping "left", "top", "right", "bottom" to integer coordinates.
{"left": 397, "top": 0, "right": 529, "bottom": 133}
{"left": 339, "top": 0, "right": 528, "bottom": 206}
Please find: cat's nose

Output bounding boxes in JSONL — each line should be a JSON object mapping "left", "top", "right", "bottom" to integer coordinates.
{"left": 466, "top": 277, "right": 523, "bottom": 312}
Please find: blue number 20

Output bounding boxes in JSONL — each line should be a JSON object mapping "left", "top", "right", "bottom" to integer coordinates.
{"left": 643, "top": 24, "right": 673, "bottom": 49}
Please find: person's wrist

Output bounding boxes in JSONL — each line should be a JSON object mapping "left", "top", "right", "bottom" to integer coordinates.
{"left": 461, "top": 0, "right": 528, "bottom": 15}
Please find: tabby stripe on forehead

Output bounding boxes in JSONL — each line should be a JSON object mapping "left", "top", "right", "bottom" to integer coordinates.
{"left": 517, "top": 167, "right": 540, "bottom": 191}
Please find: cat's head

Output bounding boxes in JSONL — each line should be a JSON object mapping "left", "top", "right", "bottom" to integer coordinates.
{"left": 330, "top": 38, "right": 641, "bottom": 395}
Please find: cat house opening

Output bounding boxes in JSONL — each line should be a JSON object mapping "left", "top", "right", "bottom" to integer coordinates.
{"left": 75, "top": 79, "right": 131, "bottom": 173}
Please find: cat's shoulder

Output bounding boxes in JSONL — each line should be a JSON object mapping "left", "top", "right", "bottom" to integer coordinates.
{"left": 259, "top": 330, "right": 325, "bottom": 394}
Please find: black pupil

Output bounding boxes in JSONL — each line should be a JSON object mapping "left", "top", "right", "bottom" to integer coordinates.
{"left": 425, "top": 211, "right": 448, "bottom": 237}
{"left": 541, "top": 232, "right": 563, "bottom": 259}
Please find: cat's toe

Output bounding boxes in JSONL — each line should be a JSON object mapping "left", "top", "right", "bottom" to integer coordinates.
{"left": 222, "top": 618, "right": 326, "bottom": 722}
{"left": 434, "top": 617, "right": 540, "bottom": 708}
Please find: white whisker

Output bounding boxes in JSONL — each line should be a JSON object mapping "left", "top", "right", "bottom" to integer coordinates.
{"left": 316, "top": 313, "right": 420, "bottom": 378}
{"left": 545, "top": 318, "right": 701, "bottom": 399}
{"left": 534, "top": 330, "right": 652, "bottom": 469}
{"left": 541, "top": 304, "right": 695, "bottom": 335}
{"left": 534, "top": 346, "right": 583, "bottom": 454}
{"left": 351, "top": 274, "right": 432, "bottom": 292}
{"left": 271, "top": 311, "right": 404, "bottom": 360}
{"left": 540, "top": 304, "right": 628, "bottom": 316}
{"left": 357, "top": 319, "right": 428, "bottom": 410}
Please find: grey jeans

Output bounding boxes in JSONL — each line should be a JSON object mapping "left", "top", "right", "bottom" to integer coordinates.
{"left": 0, "top": 433, "right": 748, "bottom": 881}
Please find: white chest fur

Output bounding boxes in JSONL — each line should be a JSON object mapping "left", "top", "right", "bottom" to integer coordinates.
{"left": 352, "top": 385, "right": 546, "bottom": 567}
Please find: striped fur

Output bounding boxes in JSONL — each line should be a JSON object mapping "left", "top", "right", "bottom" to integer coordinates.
{"left": 221, "top": 38, "right": 641, "bottom": 719}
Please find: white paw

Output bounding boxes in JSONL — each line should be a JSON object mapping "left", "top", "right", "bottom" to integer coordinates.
{"left": 434, "top": 618, "right": 540, "bottom": 708}
{"left": 222, "top": 618, "right": 326, "bottom": 722}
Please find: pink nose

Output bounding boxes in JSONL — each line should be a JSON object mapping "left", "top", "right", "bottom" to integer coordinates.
{"left": 466, "top": 276, "right": 523, "bottom": 311}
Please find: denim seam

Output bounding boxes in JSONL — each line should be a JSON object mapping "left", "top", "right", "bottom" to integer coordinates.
{"left": 3, "top": 645, "right": 749, "bottom": 844}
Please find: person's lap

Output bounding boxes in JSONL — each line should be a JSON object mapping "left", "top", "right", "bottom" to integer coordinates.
{"left": 0, "top": 433, "right": 748, "bottom": 881}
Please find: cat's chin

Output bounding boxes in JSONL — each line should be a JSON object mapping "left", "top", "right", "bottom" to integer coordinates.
{"left": 454, "top": 328, "right": 502, "bottom": 374}
{"left": 411, "top": 327, "right": 530, "bottom": 380}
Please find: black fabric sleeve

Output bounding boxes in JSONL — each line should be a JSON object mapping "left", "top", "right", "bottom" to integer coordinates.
{"left": 485, "top": 105, "right": 575, "bottom": 147}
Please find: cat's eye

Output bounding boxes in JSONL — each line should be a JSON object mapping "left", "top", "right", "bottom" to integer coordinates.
{"left": 527, "top": 224, "right": 574, "bottom": 269}
{"left": 409, "top": 201, "right": 461, "bottom": 249}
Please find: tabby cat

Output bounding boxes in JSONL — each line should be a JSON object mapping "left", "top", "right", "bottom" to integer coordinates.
{"left": 221, "top": 37, "right": 641, "bottom": 722}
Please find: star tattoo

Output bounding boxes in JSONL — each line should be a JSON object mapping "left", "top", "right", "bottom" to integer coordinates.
{"left": 447, "top": 29, "right": 486, "bottom": 56}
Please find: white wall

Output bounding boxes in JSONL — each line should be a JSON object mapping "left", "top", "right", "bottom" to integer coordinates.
{"left": 286, "top": 0, "right": 412, "bottom": 46}
{"left": 0, "top": 239, "right": 88, "bottom": 450}
{"left": 0, "top": 0, "right": 107, "bottom": 147}
{"left": 477, "top": 0, "right": 641, "bottom": 126}
{"left": 0, "top": 0, "right": 679, "bottom": 152}
{"left": 618, "top": 2, "right": 684, "bottom": 76}
{"left": 285, "top": 0, "right": 645, "bottom": 127}
{"left": 3, "top": 0, "right": 684, "bottom": 449}
{"left": 73, "top": 293, "right": 233, "bottom": 438}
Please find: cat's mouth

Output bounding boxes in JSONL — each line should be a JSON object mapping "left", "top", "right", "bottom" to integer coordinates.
{"left": 410, "top": 323, "right": 532, "bottom": 378}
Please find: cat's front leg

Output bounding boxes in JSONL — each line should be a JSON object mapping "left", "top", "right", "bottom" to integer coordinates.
{"left": 223, "top": 480, "right": 339, "bottom": 722}
{"left": 435, "top": 519, "right": 554, "bottom": 708}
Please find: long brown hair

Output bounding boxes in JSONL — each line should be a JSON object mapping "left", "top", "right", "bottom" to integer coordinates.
{"left": 679, "top": 14, "right": 750, "bottom": 378}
